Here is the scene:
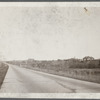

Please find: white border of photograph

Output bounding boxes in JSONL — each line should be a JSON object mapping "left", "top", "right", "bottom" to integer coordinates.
{"left": 0, "top": 2, "right": 100, "bottom": 99}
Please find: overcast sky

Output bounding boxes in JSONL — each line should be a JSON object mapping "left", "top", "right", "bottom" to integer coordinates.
{"left": 0, "top": 6, "right": 100, "bottom": 60}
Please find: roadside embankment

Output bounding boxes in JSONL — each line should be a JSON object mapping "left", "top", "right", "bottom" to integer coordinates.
{"left": 0, "top": 62, "right": 9, "bottom": 88}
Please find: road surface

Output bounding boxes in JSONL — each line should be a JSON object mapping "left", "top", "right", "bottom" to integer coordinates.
{"left": 0, "top": 64, "right": 100, "bottom": 93}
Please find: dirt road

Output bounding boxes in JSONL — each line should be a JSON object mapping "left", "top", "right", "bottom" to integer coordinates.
{"left": 0, "top": 64, "right": 100, "bottom": 93}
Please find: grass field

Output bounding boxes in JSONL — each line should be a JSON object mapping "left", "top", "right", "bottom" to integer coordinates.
{"left": 7, "top": 59, "right": 100, "bottom": 84}
{"left": 32, "top": 67, "right": 100, "bottom": 83}
{"left": 0, "top": 62, "right": 9, "bottom": 88}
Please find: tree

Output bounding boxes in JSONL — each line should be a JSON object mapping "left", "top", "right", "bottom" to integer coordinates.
{"left": 83, "top": 56, "right": 94, "bottom": 61}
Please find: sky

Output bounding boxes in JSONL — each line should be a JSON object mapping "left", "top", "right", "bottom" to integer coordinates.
{"left": 0, "top": 6, "right": 100, "bottom": 61}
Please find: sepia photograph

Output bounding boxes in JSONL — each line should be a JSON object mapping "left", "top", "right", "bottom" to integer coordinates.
{"left": 0, "top": 2, "right": 100, "bottom": 98}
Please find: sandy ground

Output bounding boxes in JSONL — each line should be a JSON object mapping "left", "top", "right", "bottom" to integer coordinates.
{"left": 0, "top": 64, "right": 100, "bottom": 93}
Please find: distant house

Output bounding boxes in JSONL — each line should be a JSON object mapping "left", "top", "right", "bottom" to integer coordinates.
{"left": 83, "top": 56, "right": 100, "bottom": 66}
{"left": 91, "top": 59, "right": 100, "bottom": 65}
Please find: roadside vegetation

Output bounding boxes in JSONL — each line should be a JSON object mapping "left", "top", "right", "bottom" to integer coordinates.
{"left": 7, "top": 56, "right": 100, "bottom": 84}
{"left": 0, "top": 62, "right": 9, "bottom": 88}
